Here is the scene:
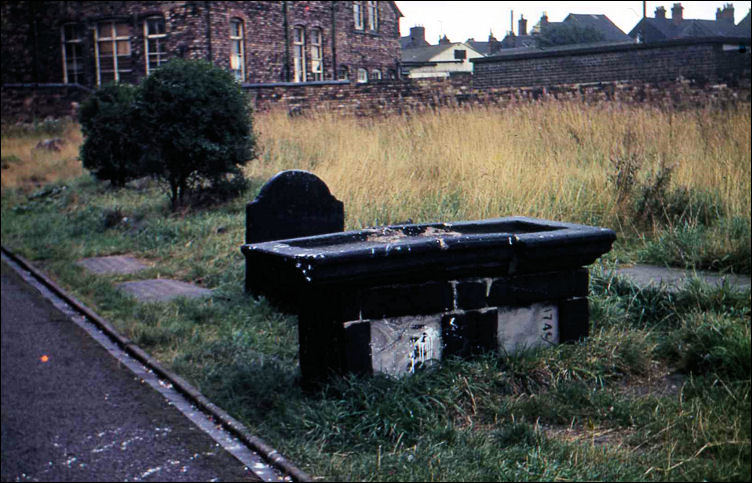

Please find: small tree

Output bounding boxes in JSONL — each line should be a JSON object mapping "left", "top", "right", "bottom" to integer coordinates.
{"left": 137, "top": 59, "right": 255, "bottom": 209}
{"left": 79, "top": 83, "right": 142, "bottom": 187}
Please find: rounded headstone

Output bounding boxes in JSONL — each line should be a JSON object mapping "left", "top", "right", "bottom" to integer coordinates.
{"left": 246, "top": 170, "right": 344, "bottom": 243}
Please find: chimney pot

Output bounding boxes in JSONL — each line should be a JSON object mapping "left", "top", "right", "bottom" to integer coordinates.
{"left": 655, "top": 6, "right": 666, "bottom": 19}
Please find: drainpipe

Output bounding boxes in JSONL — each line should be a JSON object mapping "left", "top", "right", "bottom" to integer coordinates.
{"left": 331, "top": 3, "right": 337, "bottom": 80}
{"left": 283, "top": 1, "right": 290, "bottom": 81}
{"left": 204, "top": 1, "right": 213, "bottom": 62}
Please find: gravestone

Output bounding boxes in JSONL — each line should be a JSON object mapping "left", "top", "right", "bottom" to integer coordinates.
{"left": 117, "top": 279, "right": 212, "bottom": 302}
{"left": 245, "top": 170, "right": 344, "bottom": 295}
{"left": 245, "top": 170, "right": 344, "bottom": 244}
{"left": 77, "top": 255, "right": 148, "bottom": 275}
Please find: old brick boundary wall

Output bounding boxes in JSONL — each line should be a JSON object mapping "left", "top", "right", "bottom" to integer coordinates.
{"left": 2, "top": 38, "right": 750, "bottom": 123}
{"left": 1, "top": 84, "right": 92, "bottom": 123}
{"left": 472, "top": 37, "right": 751, "bottom": 89}
{"left": 243, "top": 75, "right": 750, "bottom": 117}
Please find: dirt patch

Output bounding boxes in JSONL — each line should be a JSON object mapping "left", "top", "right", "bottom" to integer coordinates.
{"left": 619, "top": 363, "right": 687, "bottom": 399}
{"left": 543, "top": 424, "right": 637, "bottom": 448}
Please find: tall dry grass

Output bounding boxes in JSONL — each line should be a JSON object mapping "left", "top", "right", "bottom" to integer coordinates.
{"left": 1, "top": 122, "right": 83, "bottom": 190}
{"left": 250, "top": 101, "right": 751, "bottom": 231}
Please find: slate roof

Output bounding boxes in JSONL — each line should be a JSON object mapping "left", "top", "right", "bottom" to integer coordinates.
{"left": 562, "top": 14, "right": 631, "bottom": 42}
{"left": 499, "top": 34, "right": 537, "bottom": 50}
{"left": 401, "top": 43, "right": 481, "bottom": 63}
{"left": 401, "top": 44, "right": 455, "bottom": 63}
{"left": 629, "top": 11, "right": 751, "bottom": 42}
{"left": 400, "top": 35, "right": 430, "bottom": 49}
{"left": 733, "top": 10, "right": 751, "bottom": 37}
{"left": 486, "top": 39, "right": 638, "bottom": 58}
{"left": 466, "top": 39, "right": 491, "bottom": 55}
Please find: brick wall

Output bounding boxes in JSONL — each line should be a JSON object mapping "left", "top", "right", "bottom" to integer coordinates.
{"left": 3, "top": 75, "right": 750, "bottom": 123}
{"left": 1, "top": 84, "right": 92, "bottom": 123}
{"left": 0, "top": 1, "right": 401, "bottom": 87}
{"left": 472, "top": 38, "right": 752, "bottom": 88}
{"left": 242, "top": 75, "right": 750, "bottom": 118}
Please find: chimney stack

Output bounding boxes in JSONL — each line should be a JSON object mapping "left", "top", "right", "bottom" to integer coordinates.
{"left": 438, "top": 34, "right": 450, "bottom": 44}
{"left": 671, "top": 3, "right": 683, "bottom": 25}
{"left": 540, "top": 12, "right": 549, "bottom": 28}
{"left": 655, "top": 6, "right": 666, "bottom": 19}
{"left": 410, "top": 26, "right": 426, "bottom": 43}
{"left": 519, "top": 15, "right": 527, "bottom": 36}
{"left": 716, "top": 3, "right": 735, "bottom": 24}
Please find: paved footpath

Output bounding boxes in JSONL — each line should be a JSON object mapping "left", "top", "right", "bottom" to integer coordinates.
{"left": 1, "top": 261, "right": 260, "bottom": 482}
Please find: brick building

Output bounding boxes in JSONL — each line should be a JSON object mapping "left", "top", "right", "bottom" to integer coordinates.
{"left": 0, "top": 1, "right": 402, "bottom": 87}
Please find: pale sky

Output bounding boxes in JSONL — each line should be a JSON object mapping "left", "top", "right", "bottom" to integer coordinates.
{"left": 395, "top": 1, "right": 752, "bottom": 43}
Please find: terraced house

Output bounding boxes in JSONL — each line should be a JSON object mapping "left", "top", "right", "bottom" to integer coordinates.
{"left": 0, "top": 1, "right": 402, "bottom": 87}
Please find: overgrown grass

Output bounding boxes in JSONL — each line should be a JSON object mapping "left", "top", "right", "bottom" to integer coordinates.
{"left": 1, "top": 103, "right": 750, "bottom": 481}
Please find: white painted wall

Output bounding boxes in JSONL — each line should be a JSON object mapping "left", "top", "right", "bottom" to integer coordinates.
{"left": 406, "top": 42, "right": 484, "bottom": 78}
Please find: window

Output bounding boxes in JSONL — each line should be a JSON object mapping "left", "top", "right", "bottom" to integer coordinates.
{"left": 357, "top": 68, "right": 368, "bottom": 83}
{"left": 293, "top": 27, "right": 306, "bottom": 82}
{"left": 310, "top": 28, "right": 323, "bottom": 81}
{"left": 353, "top": 2, "right": 364, "bottom": 30}
{"left": 338, "top": 65, "right": 349, "bottom": 80}
{"left": 453, "top": 49, "right": 467, "bottom": 60}
{"left": 144, "top": 16, "right": 167, "bottom": 75}
{"left": 230, "top": 19, "right": 245, "bottom": 82}
{"left": 371, "top": 69, "right": 381, "bottom": 80}
{"left": 61, "top": 23, "right": 83, "bottom": 84}
{"left": 95, "top": 21, "right": 132, "bottom": 85}
{"left": 367, "top": 1, "right": 379, "bottom": 31}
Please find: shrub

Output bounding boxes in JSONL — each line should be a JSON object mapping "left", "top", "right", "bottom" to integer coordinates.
{"left": 136, "top": 59, "right": 255, "bottom": 210}
{"left": 78, "top": 83, "right": 142, "bottom": 187}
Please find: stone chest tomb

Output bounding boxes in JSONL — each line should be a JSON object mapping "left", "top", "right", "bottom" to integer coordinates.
{"left": 242, "top": 172, "right": 616, "bottom": 382}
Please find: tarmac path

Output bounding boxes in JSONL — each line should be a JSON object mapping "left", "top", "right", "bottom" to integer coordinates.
{"left": 1, "top": 261, "right": 260, "bottom": 482}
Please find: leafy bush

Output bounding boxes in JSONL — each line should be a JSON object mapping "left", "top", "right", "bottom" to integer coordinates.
{"left": 136, "top": 59, "right": 255, "bottom": 209}
{"left": 78, "top": 83, "right": 142, "bottom": 187}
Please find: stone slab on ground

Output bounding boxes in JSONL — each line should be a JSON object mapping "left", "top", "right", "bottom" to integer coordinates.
{"left": 612, "top": 264, "right": 750, "bottom": 291}
{"left": 77, "top": 255, "right": 148, "bottom": 275}
{"left": 117, "top": 279, "right": 212, "bottom": 302}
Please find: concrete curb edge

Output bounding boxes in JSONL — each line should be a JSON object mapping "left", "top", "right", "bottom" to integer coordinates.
{"left": 1, "top": 245, "right": 312, "bottom": 483}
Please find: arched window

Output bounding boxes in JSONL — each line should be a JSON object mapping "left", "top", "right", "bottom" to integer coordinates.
{"left": 371, "top": 69, "right": 382, "bottom": 81}
{"left": 229, "top": 18, "right": 245, "bottom": 82}
{"left": 61, "top": 23, "right": 83, "bottom": 84}
{"left": 144, "top": 16, "right": 167, "bottom": 75}
{"left": 338, "top": 65, "right": 349, "bottom": 80}
{"left": 357, "top": 68, "right": 368, "bottom": 83}
{"left": 310, "top": 28, "right": 323, "bottom": 81}
{"left": 293, "top": 27, "right": 306, "bottom": 82}
{"left": 95, "top": 21, "right": 132, "bottom": 85}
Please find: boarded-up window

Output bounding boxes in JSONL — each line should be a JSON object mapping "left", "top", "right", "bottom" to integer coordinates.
{"left": 95, "top": 21, "right": 132, "bottom": 85}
